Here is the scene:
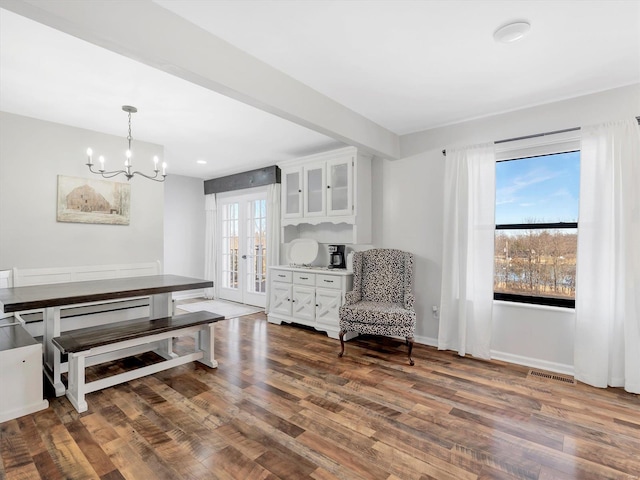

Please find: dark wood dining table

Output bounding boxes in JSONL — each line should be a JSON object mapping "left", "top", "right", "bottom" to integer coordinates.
{"left": 0, "top": 274, "right": 212, "bottom": 396}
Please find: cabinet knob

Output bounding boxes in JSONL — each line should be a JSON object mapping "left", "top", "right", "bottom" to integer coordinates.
{"left": 327, "top": 185, "right": 331, "bottom": 189}
{"left": 298, "top": 189, "right": 302, "bottom": 193}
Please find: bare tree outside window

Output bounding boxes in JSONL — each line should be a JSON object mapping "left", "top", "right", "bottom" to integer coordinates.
{"left": 494, "top": 228, "right": 577, "bottom": 300}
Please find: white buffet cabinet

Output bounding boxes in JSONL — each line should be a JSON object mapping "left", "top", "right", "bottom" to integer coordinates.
{"left": 267, "top": 266, "right": 353, "bottom": 339}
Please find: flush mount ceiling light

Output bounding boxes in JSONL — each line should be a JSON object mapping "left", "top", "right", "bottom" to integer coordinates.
{"left": 494, "top": 21, "right": 531, "bottom": 43}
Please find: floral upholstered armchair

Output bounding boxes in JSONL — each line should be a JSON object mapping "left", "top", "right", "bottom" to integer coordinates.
{"left": 338, "top": 249, "right": 416, "bottom": 365}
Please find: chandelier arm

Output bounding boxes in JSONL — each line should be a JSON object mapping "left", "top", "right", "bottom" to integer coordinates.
{"left": 86, "top": 164, "right": 125, "bottom": 178}
{"left": 131, "top": 170, "right": 167, "bottom": 182}
{"left": 100, "top": 171, "right": 131, "bottom": 179}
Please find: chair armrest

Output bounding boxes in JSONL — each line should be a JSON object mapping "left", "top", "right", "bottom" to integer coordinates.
{"left": 404, "top": 293, "right": 415, "bottom": 309}
{"left": 344, "top": 291, "right": 361, "bottom": 305}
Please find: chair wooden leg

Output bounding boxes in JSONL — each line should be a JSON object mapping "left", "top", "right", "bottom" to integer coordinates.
{"left": 407, "top": 336, "right": 415, "bottom": 366}
{"left": 338, "top": 330, "right": 345, "bottom": 357}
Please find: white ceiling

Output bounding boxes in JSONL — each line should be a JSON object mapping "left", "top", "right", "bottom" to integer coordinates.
{"left": 1, "top": 1, "right": 639, "bottom": 179}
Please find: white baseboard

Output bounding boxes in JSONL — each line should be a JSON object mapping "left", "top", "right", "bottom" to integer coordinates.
{"left": 414, "top": 335, "right": 437, "bottom": 347}
{"left": 490, "top": 350, "right": 574, "bottom": 376}
{"left": 411, "top": 336, "right": 574, "bottom": 376}
{"left": 0, "top": 399, "right": 49, "bottom": 423}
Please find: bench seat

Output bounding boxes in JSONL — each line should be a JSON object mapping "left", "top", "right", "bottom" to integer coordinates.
{"left": 52, "top": 310, "right": 223, "bottom": 413}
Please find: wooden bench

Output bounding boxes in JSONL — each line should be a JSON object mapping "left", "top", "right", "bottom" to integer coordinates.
{"left": 52, "top": 310, "right": 223, "bottom": 413}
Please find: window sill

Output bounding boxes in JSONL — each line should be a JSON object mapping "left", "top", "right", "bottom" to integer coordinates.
{"left": 493, "top": 300, "right": 575, "bottom": 313}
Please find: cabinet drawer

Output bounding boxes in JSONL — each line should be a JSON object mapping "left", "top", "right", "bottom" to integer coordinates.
{"left": 293, "top": 272, "right": 315, "bottom": 286}
{"left": 316, "top": 274, "right": 341, "bottom": 289}
{"left": 272, "top": 270, "right": 292, "bottom": 283}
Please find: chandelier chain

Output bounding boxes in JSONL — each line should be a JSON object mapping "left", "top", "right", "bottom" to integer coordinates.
{"left": 127, "top": 111, "right": 133, "bottom": 148}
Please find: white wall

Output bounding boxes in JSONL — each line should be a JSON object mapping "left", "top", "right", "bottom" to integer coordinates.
{"left": 378, "top": 152, "right": 444, "bottom": 342}
{"left": 0, "top": 112, "right": 164, "bottom": 269}
{"left": 163, "top": 174, "right": 205, "bottom": 279}
{"left": 380, "top": 84, "right": 640, "bottom": 373}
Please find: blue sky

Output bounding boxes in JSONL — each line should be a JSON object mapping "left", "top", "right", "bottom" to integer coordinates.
{"left": 495, "top": 151, "right": 580, "bottom": 225}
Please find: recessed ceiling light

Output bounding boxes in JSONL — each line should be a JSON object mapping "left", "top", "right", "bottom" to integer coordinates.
{"left": 196, "top": 160, "right": 207, "bottom": 165}
{"left": 494, "top": 21, "right": 531, "bottom": 43}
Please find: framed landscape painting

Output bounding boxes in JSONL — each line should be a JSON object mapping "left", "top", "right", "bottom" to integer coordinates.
{"left": 57, "top": 175, "right": 130, "bottom": 225}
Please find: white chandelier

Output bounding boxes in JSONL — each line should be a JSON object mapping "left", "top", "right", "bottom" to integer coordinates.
{"left": 86, "top": 105, "right": 166, "bottom": 182}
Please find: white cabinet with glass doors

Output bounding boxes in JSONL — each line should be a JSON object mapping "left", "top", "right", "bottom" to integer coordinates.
{"left": 279, "top": 147, "right": 371, "bottom": 244}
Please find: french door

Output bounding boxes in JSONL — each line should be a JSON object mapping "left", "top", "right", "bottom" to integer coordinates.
{"left": 217, "top": 188, "right": 268, "bottom": 307}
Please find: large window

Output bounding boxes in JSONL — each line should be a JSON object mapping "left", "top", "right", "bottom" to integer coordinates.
{"left": 494, "top": 150, "right": 580, "bottom": 308}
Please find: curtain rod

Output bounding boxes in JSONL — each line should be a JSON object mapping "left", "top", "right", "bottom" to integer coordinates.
{"left": 441, "top": 115, "right": 640, "bottom": 156}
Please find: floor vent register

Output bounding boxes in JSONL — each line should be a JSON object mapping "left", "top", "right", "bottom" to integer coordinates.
{"left": 528, "top": 369, "right": 577, "bottom": 385}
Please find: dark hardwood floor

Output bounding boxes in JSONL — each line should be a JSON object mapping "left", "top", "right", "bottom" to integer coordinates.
{"left": 1, "top": 310, "right": 639, "bottom": 479}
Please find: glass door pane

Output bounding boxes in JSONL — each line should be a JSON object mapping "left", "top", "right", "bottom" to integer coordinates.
{"left": 304, "top": 165, "right": 325, "bottom": 216}
{"left": 327, "top": 157, "right": 352, "bottom": 216}
{"left": 329, "top": 162, "right": 348, "bottom": 211}
{"left": 245, "top": 199, "right": 267, "bottom": 296}
{"left": 221, "top": 202, "right": 239, "bottom": 290}
{"left": 285, "top": 170, "right": 301, "bottom": 216}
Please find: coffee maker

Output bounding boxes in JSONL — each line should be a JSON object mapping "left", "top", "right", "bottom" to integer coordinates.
{"left": 328, "top": 245, "right": 346, "bottom": 269}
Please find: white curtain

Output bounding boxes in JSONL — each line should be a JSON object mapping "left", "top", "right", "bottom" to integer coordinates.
{"left": 438, "top": 143, "right": 496, "bottom": 359}
{"left": 265, "top": 183, "right": 281, "bottom": 313}
{"left": 574, "top": 119, "right": 640, "bottom": 394}
{"left": 204, "top": 194, "right": 217, "bottom": 299}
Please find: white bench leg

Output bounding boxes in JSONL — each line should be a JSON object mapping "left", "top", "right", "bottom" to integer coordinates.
{"left": 66, "top": 353, "right": 88, "bottom": 413}
{"left": 150, "top": 293, "right": 178, "bottom": 360}
{"left": 197, "top": 323, "right": 217, "bottom": 368}
{"left": 155, "top": 338, "right": 178, "bottom": 360}
{"left": 43, "top": 307, "right": 66, "bottom": 397}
